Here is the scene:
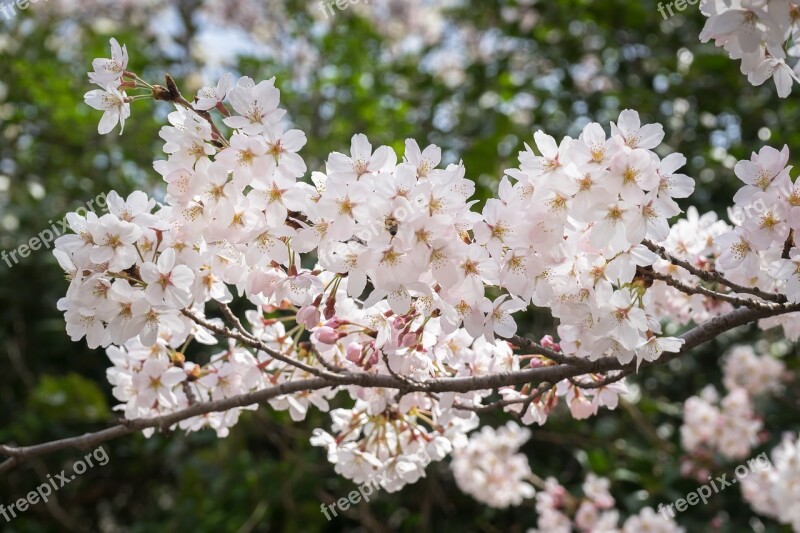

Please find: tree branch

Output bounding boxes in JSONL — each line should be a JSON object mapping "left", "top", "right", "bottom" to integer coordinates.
{"left": 3, "top": 303, "right": 795, "bottom": 475}
{"left": 570, "top": 371, "right": 630, "bottom": 390}
{"left": 181, "top": 308, "right": 343, "bottom": 381}
{"left": 218, "top": 303, "right": 257, "bottom": 340}
{"left": 510, "top": 335, "right": 592, "bottom": 367}
{"left": 0, "top": 376, "right": 333, "bottom": 476}
{"left": 638, "top": 267, "right": 779, "bottom": 310}
{"left": 642, "top": 239, "right": 787, "bottom": 304}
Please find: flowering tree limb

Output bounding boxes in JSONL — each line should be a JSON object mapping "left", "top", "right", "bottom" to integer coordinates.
{"left": 3, "top": 300, "right": 794, "bottom": 476}
{"left": 24, "top": 35, "right": 800, "bottom": 522}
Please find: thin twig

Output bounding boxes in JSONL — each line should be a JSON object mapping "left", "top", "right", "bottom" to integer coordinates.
{"left": 783, "top": 231, "right": 794, "bottom": 260}
{"left": 639, "top": 268, "right": 778, "bottom": 310}
{"left": 569, "top": 370, "right": 630, "bottom": 390}
{"left": 182, "top": 308, "right": 343, "bottom": 381}
{"left": 305, "top": 343, "right": 346, "bottom": 374}
{"left": 643, "top": 239, "right": 787, "bottom": 303}
{"left": 218, "top": 303, "right": 257, "bottom": 340}
{"left": 454, "top": 381, "right": 554, "bottom": 414}
{"left": 510, "top": 335, "right": 592, "bottom": 367}
{"left": 152, "top": 74, "right": 228, "bottom": 145}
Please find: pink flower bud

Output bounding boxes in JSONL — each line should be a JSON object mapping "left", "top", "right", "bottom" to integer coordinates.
{"left": 314, "top": 326, "right": 341, "bottom": 345}
{"left": 296, "top": 305, "right": 321, "bottom": 329}
{"left": 324, "top": 318, "right": 345, "bottom": 329}
{"left": 368, "top": 350, "right": 379, "bottom": 366}
{"left": 551, "top": 486, "right": 566, "bottom": 506}
{"left": 346, "top": 342, "right": 363, "bottom": 363}
{"left": 540, "top": 335, "right": 560, "bottom": 351}
{"left": 401, "top": 333, "right": 417, "bottom": 348}
{"left": 323, "top": 300, "right": 336, "bottom": 320}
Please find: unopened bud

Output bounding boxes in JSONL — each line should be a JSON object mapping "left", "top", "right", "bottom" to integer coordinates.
{"left": 314, "top": 326, "right": 341, "bottom": 345}
{"left": 297, "top": 305, "right": 321, "bottom": 329}
{"left": 323, "top": 317, "right": 345, "bottom": 329}
{"left": 401, "top": 333, "right": 417, "bottom": 348}
{"left": 323, "top": 299, "right": 336, "bottom": 320}
{"left": 540, "top": 335, "right": 560, "bottom": 352}
{"left": 346, "top": 342, "right": 363, "bottom": 363}
{"left": 367, "top": 350, "right": 379, "bottom": 366}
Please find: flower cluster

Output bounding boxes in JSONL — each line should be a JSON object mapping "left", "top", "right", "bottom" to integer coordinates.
{"left": 450, "top": 422, "right": 535, "bottom": 508}
{"left": 84, "top": 38, "right": 131, "bottom": 134}
{"left": 711, "top": 144, "right": 800, "bottom": 337}
{"left": 740, "top": 433, "right": 800, "bottom": 531}
{"left": 680, "top": 344, "right": 785, "bottom": 475}
{"left": 309, "top": 398, "right": 472, "bottom": 493}
{"left": 722, "top": 343, "right": 786, "bottom": 396}
{"left": 56, "top": 37, "right": 798, "bottom": 503}
{"left": 532, "top": 474, "right": 683, "bottom": 532}
{"left": 448, "top": 421, "right": 684, "bottom": 530}
{"left": 646, "top": 143, "right": 800, "bottom": 342}
{"left": 700, "top": 0, "right": 800, "bottom": 97}
{"left": 649, "top": 207, "right": 733, "bottom": 325}
{"left": 478, "top": 111, "right": 696, "bottom": 369}
{"left": 681, "top": 385, "right": 762, "bottom": 464}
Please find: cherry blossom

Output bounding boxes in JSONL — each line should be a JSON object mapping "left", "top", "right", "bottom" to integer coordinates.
{"left": 140, "top": 249, "right": 196, "bottom": 308}
{"left": 740, "top": 434, "right": 800, "bottom": 530}
{"left": 193, "top": 72, "right": 233, "bottom": 111}
{"left": 700, "top": 0, "right": 800, "bottom": 97}
{"left": 88, "top": 37, "right": 128, "bottom": 86}
{"left": 37, "top": 37, "right": 800, "bottom": 516}
{"left": 450, "top": 422, "right": 535, "bottom": 508}
{"left": 84, "top": 86, "right": 131, "bottom": 135}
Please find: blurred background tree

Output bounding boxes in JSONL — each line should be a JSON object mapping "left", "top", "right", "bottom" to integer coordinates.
{"left": 0, "top": 0, "right": 798, "bottom": 531}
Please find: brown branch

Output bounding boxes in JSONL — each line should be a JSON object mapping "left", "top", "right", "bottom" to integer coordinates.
{"left": 2, "top": 303, "right": 796, "bottom": 475}
{"left": 783, "top": 231, "right": 794, "bottom": 260}
{"left": 305, "top": 343, "right": 346, "bottom": 374}
{"left": 181, "top": 308, "right": 343, "bottom": 381}
{"left": 642, "top": 239, "right": 787, "bottom": 303}
{"left": 569, "top": 370, "right": 631, "bottom": 390}
{"left": 381, "top": 351, "right": 425, "bottom": 399}
{"left": 639, "top": 268, "right": 778, "bottom": 310}
{"left": 0, "top": 376, "right": 333, "bottom": 476}
{"left": 218, "top": 302, "right": 256, "bottom": 340}
{"left": 510, "top": 335, "right": 592, "bottom": 367}
{"left": 453, "top": 381, "right": 555, "bottom": 414}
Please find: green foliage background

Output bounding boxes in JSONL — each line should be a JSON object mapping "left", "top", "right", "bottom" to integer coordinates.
{"left": 0, "top": 0, "right": 798, "bottom": 531}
